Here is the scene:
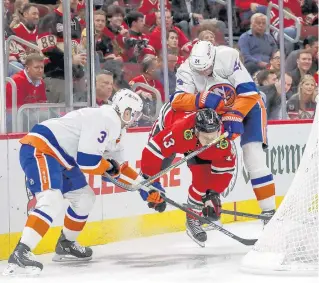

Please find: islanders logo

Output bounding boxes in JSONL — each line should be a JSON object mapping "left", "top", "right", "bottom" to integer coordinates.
{"left": 208, "top": 83, "right": 236, "bottom": 107}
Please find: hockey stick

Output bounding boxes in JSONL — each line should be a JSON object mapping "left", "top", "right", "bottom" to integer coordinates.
{"left": 134, "top": 131, "right": 229, "bottom": 189}
{"left": 220, "top": 209, "right": 270, "bottom": 221}
{"left": 183, "top": 204, "right": 270, "bottom": 221}
{"left": 104, "top": 173, "right": 258, "bottom": 246}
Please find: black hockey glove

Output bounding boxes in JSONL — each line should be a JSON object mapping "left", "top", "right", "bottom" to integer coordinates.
{"left": 102, "top": 159, "right": 121, "bottom": 182}
{"left": 202, "top": 190, "right": 221, "bottom": 221}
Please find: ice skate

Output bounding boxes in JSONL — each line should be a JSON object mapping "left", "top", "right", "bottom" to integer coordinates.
{"left": 3, "top": 242, "right": 43, "bottom": 276}
{"left": 186, "top": 209, "right": 207, "bottom": 248}
{"left": 52, "top": 231, "right": 93, "bottom": 262}
{"left": 261, "top": 209, "right": 276, "bottom": 226}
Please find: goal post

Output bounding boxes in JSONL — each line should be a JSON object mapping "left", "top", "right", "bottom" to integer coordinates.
{"left": 241, "top": 104, "right": 319, "bottom": 276}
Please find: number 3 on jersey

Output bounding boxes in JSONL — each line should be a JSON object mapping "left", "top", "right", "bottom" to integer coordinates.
{"left": 98, "top": 131, "right": 107, "bottom": 143}
{"left": 163, "top": 132, "right": 175, "bottom": 148}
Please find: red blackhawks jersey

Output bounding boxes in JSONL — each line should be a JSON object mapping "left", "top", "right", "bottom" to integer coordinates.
{"left": 141, "top": 112, "right": 236, "bottom": 192}
{"left": 6, "top": 70, "right": 46, "bottom": 109}
{"left": 138, "top": 0, "right": 171, "bottom": 27}
{"left": 144, "top": 26, "right": 192, "bottom": 56}
{"left": 270, "top": 0, "right": 303, "bottom": 28}
{"left": 129, "top": 75, "right": 165, "bottom": 102}
{"left": 9, "top": 23, "right": 38, "bottom": 63}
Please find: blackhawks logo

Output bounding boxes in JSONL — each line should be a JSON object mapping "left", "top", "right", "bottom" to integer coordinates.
{"left": 184, "top": 129, "right": 193, "bottom": 140}
{"left": 217, "top": 139, "right": 229, "bottom": 149}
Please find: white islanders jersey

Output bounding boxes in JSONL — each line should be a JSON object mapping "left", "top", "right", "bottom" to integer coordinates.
{"left": 20, "top": 105, "right": 124, "bottom": 175}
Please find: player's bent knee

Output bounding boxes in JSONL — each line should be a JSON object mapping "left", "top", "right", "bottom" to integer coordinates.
{"left": 64, "top": 185, "right": 96, "bottom": 215}
{"left": 35, "top": 189, "right": 64, "bottom": 219}
{"left": 242, "top": 142, "right": 267, "bottom": 172}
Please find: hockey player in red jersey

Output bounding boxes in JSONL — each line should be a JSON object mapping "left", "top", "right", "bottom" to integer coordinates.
{"left": 140, "top": 109, "right": 236, "bottom": 246}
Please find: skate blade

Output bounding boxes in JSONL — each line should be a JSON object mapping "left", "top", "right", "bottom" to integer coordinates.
{"left": 186, "top": 230, "right": 205, "bottom": 248}
{"left": 52, "top": 253, "right": 92, "bottom": 262}
{"left": 3, "top": 263, "right": 41, "bottom": 276}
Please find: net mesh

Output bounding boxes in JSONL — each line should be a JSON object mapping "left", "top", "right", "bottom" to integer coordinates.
{"left": 241, "top": 108, "right": 319, "bottom": 275}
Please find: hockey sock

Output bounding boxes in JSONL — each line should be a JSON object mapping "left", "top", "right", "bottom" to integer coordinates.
{"left": 242, "top": 142, "right": 276, "bottom": 211}
{"left": 187, "top": 185, "right": 205, "bottom": 209}
{"left": 63, "top": 206, "right": 88, "bottom": 241}
{"left": 250, "top": 171, "right": 276, "bottom": 211}
{"left": 62, "top": 186, "right": 95, "bottom": 241}
{"left": 20, "top": 189, "right": 63, "bottom": 250}
{"left": 20, "top": 209, "right": 53, "bottom": 250}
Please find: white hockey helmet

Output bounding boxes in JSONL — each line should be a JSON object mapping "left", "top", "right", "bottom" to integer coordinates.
{"left": 112, "top": 88, "right": 143, "bottom": 125}
{"left": 189, "top": 40, "right": 216, "bottom": 72}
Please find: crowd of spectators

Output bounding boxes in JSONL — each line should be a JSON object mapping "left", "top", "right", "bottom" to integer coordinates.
{"left": 2, "top": 0, "right": 319, "bottom": 132}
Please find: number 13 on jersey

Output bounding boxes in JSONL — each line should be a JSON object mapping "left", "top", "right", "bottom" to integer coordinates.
{"left": 163, "top": 132, "right": 175, "bottom": 148}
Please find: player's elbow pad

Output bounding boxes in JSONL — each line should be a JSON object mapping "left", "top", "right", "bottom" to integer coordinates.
{"left": 195, "top": 91, "right": 225, "bottom": 111}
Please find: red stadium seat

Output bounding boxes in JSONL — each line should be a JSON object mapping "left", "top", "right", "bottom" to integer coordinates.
{"left": 300, "top": 25, "right": 319, "bottom": 40}
{"left": 34, "top": 4, "right": 51, "bottom": 18}
{"left": 123, "top": 63, "right": 143, "bottom": 82}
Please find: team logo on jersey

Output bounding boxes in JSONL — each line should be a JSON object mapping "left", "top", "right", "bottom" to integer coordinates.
{"left": 56, "top": 23, "right": 63, "bottom": 33}
{"left": 216, "top": 139, "right": 229, "bottom": 149}
{"left": 208, "top": 83, "right": 236, "bottom": 107}
{"left": 184, "top": 129, "right": 193, "bottom": 140}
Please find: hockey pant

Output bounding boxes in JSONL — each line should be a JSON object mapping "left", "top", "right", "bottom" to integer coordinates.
{"left": 19, "top": 144, "right": 96, "bottom": 250}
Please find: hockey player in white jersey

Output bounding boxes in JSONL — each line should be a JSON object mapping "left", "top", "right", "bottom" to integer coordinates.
{"left": 3, "top": 89, "right": 144, "bottom": 276}
{"left": 169, "top": 41, "right": 276, "bottom": 240}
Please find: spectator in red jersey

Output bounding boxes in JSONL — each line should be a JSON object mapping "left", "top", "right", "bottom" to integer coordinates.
{"left": 290, "top": 50, "right": 316, "bottom": 93}
{"left": 129, "top": 55, "right": 165, "bottom": 103}
{"left": 314, "top": 70, "right": 318, "bottom": 85}
{"left": 287, "top": 74, "right": 317, "bottom": 119}
{"left": 269, "top": 50, "right": 281, "bottom": 73}
{"left": 8, "top": 3, "right": 39, "bottom": 73}
{"left": 76, "top": 3, "right": 86, "bottom": 29}
{"left": 166, "top": 30, "right": 186, "bottom": 65}
{"left": 6, "top": 53, "right": 47, "bottom": 112}
{"left": 123, "top": 11, "right": 151, "bottom": 63}
{"left": 93, "top": 10, "right": 119, "bottom": 62}
{"left": 10, "top": 0, "right": 29, "bottom": 29}
{"left": 145, "top": 10, "right": 192, "bottom": 57}
{"left": 103, "top": 5, "right": 128, "bottom": 60}
{"left": 138, "top": 0, "right": 171, "bottom": 28}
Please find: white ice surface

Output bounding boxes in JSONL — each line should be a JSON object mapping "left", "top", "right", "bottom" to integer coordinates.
{"left": 0, "top": 221, "right": 317, "bottom": 283}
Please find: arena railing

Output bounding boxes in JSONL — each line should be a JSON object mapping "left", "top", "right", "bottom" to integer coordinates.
{"left": 266, "top": 2, "right": 301, "bottom": 43}
{"left": 5, "top": 35, "right": 41, "bottom": 77}
{"left": 16, "top": 102, "right": 88, "bottom": 132}
{"left": 130, "top": 83, "right": 164, "bottom": 122}
{"left": 6, "top": 77, "right": 17, "bottom": 132}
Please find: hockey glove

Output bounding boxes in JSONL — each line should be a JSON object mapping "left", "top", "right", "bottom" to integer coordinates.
{"left": 202, "top": 190, "right": 221, "bottom": 221}
{"left": 139, "top": 181, "right": 167, "bottom": 213}
{"left": 195, "top": 91, "right": 225, "bottom": 112}
{"left": 222, "top": 110, "right": 244, "bottom": 140}
{"left": 102, "top": 159, "right": 121, "bottom": 182}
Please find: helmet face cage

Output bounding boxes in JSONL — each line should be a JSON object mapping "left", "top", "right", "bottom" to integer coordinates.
{"left": 195, "top": 108, "right": 221, "bottom": 133}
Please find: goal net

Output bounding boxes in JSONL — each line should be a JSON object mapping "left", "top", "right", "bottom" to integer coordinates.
{"left": 241, "top": 106, "right": 319, "bottom": 276}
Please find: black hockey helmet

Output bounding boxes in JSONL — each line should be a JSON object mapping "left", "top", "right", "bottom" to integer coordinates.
{"left": 195, "top": 108, "right": 221, "bottom": 133}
